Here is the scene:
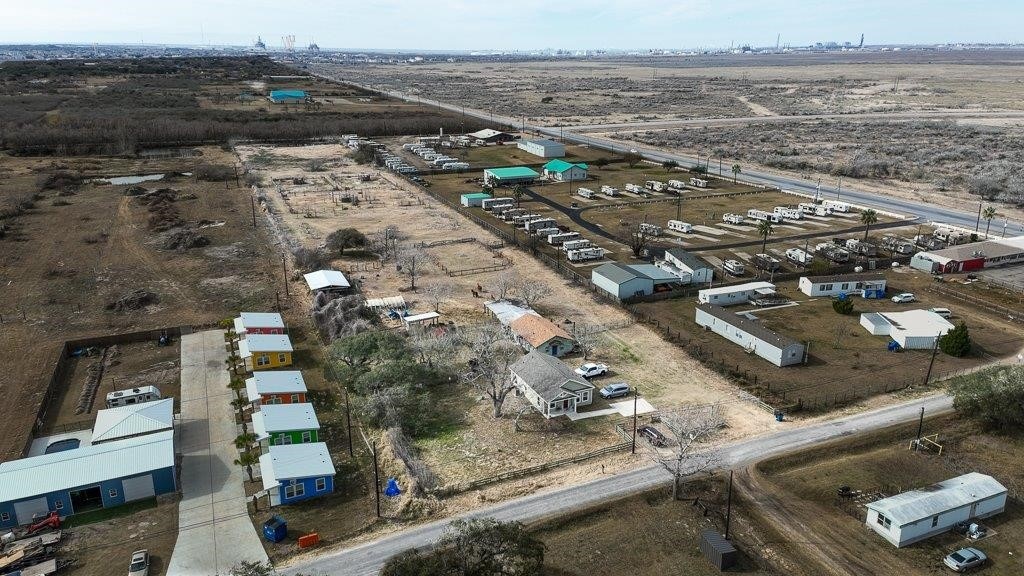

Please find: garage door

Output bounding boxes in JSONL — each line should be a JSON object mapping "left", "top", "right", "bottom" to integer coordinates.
{"left": 121, "top": 474, "right": 155, "bottom": 502}
{"left": 13, "top": 497, "right": 50, "bottom": 525}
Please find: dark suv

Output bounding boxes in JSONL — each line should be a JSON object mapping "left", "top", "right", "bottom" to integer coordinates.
{"left": 638, "top": 425, "right": 667, "bottom": 447}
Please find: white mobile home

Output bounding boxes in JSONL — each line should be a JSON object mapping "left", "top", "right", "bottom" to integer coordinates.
{"left": 698, "top": 282, "right": 776, "bottom": 306}
{"left": 695, "top": 304, "right": 805, "bottom": 367}
{"left": 866, "top": 473, "right": 1007, "bottom": 547}
{"left": 798, "top": 273, "right": 887, "bottom": 298}
{"left": 658, "top": 248, "right": 714, "bottom": 285}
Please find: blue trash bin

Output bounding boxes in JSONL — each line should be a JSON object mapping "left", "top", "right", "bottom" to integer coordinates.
{"left": 263, "top": 515, "right": 287, "bottom": 543}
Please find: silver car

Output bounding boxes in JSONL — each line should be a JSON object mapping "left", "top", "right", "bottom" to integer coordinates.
{"left": 943, "top": 547, "right": 986, "bottom": 572}
{"left": 128, "top": 550, "right": 149, "bottom": 576}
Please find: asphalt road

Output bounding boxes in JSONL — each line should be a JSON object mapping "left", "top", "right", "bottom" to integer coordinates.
{"left": 282, "top": 394, "right": 952, "bottom": 576}
{"left": 317, "top": 75, "right": 1023, "bottom": 238}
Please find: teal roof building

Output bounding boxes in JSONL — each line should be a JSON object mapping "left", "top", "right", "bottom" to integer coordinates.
{"left": 269, "top": 89, "right": 308, "bottom": 103}
{"left": 483, "top": 166, "right": 540, "bottom": 186}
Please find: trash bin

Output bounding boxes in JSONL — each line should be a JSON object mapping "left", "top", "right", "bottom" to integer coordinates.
{"left": 774, "top": 410, "right": 784, "bottom": 422}
{"left": 263, "top": 515, "right": 287, "bottom": 543}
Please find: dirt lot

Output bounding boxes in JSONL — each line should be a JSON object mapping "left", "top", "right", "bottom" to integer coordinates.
{"left": 59, "top": 497, "right": 178, "bottom": 576}
{"left": 636, "top": 267, "right": 1024, "bottom": 410}
{"left": 0, "top": 148, "right": 281, "bottom": 461}
{"left": 389, "top": 135, "right": 613, "bottom": 172}
{"left": 534, "top": 480, "right": 778, "bottom": 576}
{"left": 749, "top": 414, "right": 1024, "bottom": 576}
{"left": 237, "top": 143, "right": 778, "bottom": 487}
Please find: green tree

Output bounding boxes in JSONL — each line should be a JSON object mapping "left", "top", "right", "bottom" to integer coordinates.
{"left": 690, "top": 165, "right": 707, "bottom": 175}
{"left": 948, "top": 366, "right": 1024, "bottom": 430}
{"left": 228, "top": 376, "right": 246, "bottom": 400}
{"left": 623, "top": 152, "right": 643, "bottom": 168}
{"left": 234, "top": 432, "right": 258, "bottom": 450}
{"left": 326, "top": 227, "right": 368, "bottom": 256}
{"left": 662, "top": 160, "right": 679, "bottom": 171}
{"left": 860, "top": 209, "right": 878, "bottom": 241}
{"left": 234, "top": 451, "right": 259, "bottom": 482}
{"left": 982, "top": 206, "right": 998, "bottom": 237}
{"left": 381, "top": 518, "right": 545, "bottom": 576}
{"left": 939, "top": 322, "right": 971, "bottom": 357}
{"left": 732, "top": 163, "right": 742, "bottom": 183}
{"left": 832, "top": 297, "right": 854, "bottom": 315}
{"left": 756, "top": 220, "right": 774, "bottom": 254}
{"left": 512, "top": 184, "right": 526, "bottom": 207}
{"left": 351, "top": 144, "right": 376, "bottom": 164}
{"left": 225, "top": 351, "right": 241, "bottom": 375}
{"left": 592, "top": 157, "right": 609, "bottom": 170}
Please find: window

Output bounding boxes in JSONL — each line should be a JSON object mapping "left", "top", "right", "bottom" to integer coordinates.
{"left": 273, "top": 435, "right": 284, "bottom": 446}
{"left": 269, "top": 396, "right": 282, "bottom": 405}
{"left": 315, "top": 477, "right": 327, "bottom": 491}
{"left": 54, "top": 500, "right": 64, "bottom": 510}
{"left": 823, "top": 284, "right": 833, "bottom": 291}
{"left": 932, "top": 515, "right": 940, "bottom": 528}
{"left": 301, "top": 431, "right": 311, "bottom": 443}
{"left": 109, "top": 489, "right": 118, "bottom": 499}
{"left": 257, "top": 354, "right": 270, "bottom": 366}
{"left": 290, "top": 394, "right": 300, "bottom": 403}
{"left": 278, "top": 353, "right": 288, "bottom": 364}
{"left": 0, "top": 512, "right": 9, "bottom": 522}
{"left": 285, "top": 483, "right": 305, "bottom": 499}
{"left": 282, "top": 435, "right": 293, "bottom": 445}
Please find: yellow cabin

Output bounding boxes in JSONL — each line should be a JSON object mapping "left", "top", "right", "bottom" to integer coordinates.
{"left": 239, "top": 334, "right": 294, "bottom": 371}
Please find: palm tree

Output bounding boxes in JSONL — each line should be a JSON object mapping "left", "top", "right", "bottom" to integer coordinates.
{"left": 757, "top": 220, "right": 774, "bottom": 254}
{"left": 231, "top": 397, "right": 249, "bottom": 431}
{"left": 512, "top": 184, "right": 525, "bottom": 207}
{"left": 982, "top": 207, "right": 997, "bottom": 237}
{"left": 234, "top": 451, "right": 259, "bottom": 482}
{"left": 227, "top": 376, "right": 246, "bottom": 401}
{"left": 860, "top": 209, "right": 878, "bottom": 241}
{"left": 234, "top": 432, "right": 258, "bottom": 451}
{"left": 225, "top": 352, "right": 241, "bottom": 375}
{"left": 732, "top": 164, "right": 742, "bottom": 183}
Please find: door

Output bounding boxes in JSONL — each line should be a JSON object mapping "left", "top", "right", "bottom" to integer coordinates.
{"left": 13, "top": 497, "right": 50, "bottom": 525}
{"left": 122, "top": 474, "right": 156, "bottom": 502}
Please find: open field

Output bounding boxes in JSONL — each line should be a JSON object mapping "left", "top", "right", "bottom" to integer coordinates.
{"left": 750, "top": 414, "right": 1024, "bottom": 576}
{"left": 635, "top": 267, "right": 1024, "bottom": 410}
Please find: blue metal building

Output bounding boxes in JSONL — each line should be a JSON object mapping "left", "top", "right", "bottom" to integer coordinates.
{"left": 0, "top": 430, "right": 175, "bottom": 528}
{"left": 268, "top": 89, "right": 308, "bottom": 103}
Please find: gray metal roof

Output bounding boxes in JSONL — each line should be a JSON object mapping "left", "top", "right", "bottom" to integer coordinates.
{"left": 666, "top": 248, "right": 713, "bottom": 272}
{"left": 252, "top": 403, "right": 320, "bottom": 439}
{"left": 259, "top": 442, "right": 336, "bottom": 490}
{"left": 866, "top": 473, "right": 1007, "bottom": 526}
{"left": 0, "top": 430, "right": 174, "bottom": 503}
{"left": 525, "top": 138, "right": 563, "bottom": 148}
{"left": 696, "top": 304, "right": 802, "bottom": 349}
{"left": 802, "top": 272, "right": 886, "bottom": 284}
{"left": 510, "top": 350, "right": 593, "bottom": 401}
{"left": 860, "top": 312, "right": 891, "bottom": 329}
{"left": 245, "top": 371, "right": 308, "bottom": 402}
{"left": 593, "top": 263, "right": 641, "bottom": 285}
{"left": 91, "top": 398, "right": 174, "bottom": 444}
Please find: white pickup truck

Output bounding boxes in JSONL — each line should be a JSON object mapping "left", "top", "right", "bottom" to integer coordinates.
{"left": 574, "top": 362, "right": 609, "bottom": 379}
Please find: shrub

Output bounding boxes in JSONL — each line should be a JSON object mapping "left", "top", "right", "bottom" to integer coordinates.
{"left": 948, "top": 367, "right": 1024, "bottom": 430}
{"left": 193, "top": 163, "right": 234, "bottom": 182}
{"left": 292, "top": 247, "right": 329, "bottom": 272}
{"left": 832, "top": 297, "right": 854, "bottom": 315}
{"left": 939, "top": 322, "right": 971, "bottom": 357}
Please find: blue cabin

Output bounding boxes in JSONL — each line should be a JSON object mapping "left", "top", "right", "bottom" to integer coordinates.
{"left": 0, "top": 430, "right": 176, "bottom": 528}
{"left": 258, "top": 443, "right": 336, "bottom": 506}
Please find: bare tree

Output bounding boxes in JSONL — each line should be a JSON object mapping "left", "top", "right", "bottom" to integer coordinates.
{"left": 515, "top": 279, "right": 553, "bottom": 308}
{"left": 488, "top": 271, "right": 519, "bottom": 301}
{"left": 572, "top": 322, "right": 601, "bottom": 360}
{"left": 629, "top": 217, "right": 653, "bottom": 259}
{"left": 505, "top": 395, "right": 535, "bottom": 433}
{"left": 465, "top": 325, "right": 520, "bottom": 418}
{"left": 410, "top": 328, "right": 461, "bottom": 369}
{"left": 648, "top": 404, "right": 726, "bottom": 500}
{"left": 397, "top": 246, "right": 427, "bottom": 291}
{"left": 371, "top": 226, "right": 401, "bottom": 263}
{"left": 422, "top": 281, "right": 454, "bottom": 312}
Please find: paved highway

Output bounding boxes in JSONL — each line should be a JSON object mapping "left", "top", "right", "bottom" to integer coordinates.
{"left": 316, "top": 74, "right": 1023, "bottom": 238}
{"left": 283, "top": 394, "right": 953, "bottom": 575}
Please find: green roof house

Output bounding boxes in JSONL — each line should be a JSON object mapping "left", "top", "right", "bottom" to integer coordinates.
{"left": 543, "top": 159, "right": 588, "bottom": 182}
{"left": 483, "top": 167, "right": 540, "bottom": 187}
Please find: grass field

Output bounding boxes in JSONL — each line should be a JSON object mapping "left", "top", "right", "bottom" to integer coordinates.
{"left": 754, "top": 414, "right": 1024, "bottom": 576}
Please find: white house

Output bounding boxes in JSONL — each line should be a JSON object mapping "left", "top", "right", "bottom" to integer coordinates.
{"left": 517, "top": 138, "right": 565, "bottom": 158}
{"left": 798, "top": 273, "right": 887, "bottom": 298}
{"left": 303, "top": 269, "right": 351, "bottom": 293}
{"left": 697, "top": 282, "right": 776, "bottom": 306}
{"left": 866, "top": 473, "right": 1007, "bottom": 547}
{"left": 509, "top": 314, "right": 575, "bottom": 357}
{"left": 658, "top": 248, "right": 714, "bottom": 285}
{"left": 542, "top": 159, "right": 588, "bottom": 182}
{"left": 859, "top": 309, "right": 955, "bottom": 349}
{"left": 509, "top": 350, "right": 594, "bottom": 419}
{"left": 695, "top": 304, "right": 805, "bottom": 367}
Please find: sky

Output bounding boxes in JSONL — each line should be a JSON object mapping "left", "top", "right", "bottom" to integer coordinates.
{"left": 2, "top": 0, "right": 1021, "bottom": 51}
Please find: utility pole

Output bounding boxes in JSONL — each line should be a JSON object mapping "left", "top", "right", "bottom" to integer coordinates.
{"left": 631, "top": 387, "right": 640, "bottom": 454}
{"left": 282, "top": 254, "right": 290, "bottom": 297}
{"left": 718, "top": 158, "right": 722, "bottom": 176}
{"left": 345, "top": 387, "right": 354, "bottom": 457}
{"left": 914, "top": 406, "right": 925, "bottom": 449}
{"left": 975, "top": 202, "right": 983, "bottom": 232}
{"left": 372, "top": 441, "right": 381, "bottom": 518}
{"left": 676, "top": 196, "right": 682, "bottom": 221}
{"left": 924, "top": 335, "right": 940, "bottom": 386}
{"left": 250, "top": 195, "right": 257, "bottom": 228}
{"left": 725, "top": 470, "right": 734, "bottom": 539}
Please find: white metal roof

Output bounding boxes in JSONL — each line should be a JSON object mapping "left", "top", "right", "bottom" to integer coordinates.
{"left": 365, "top": 295, "right": 406, "bottom": 309}
{"left": 91, "top": 398, "right": 174, "bottom": 444}
{"left": 878, "top": 309, "right": 954, "bottom": 338}
{"left": 0, "top": 430, "right": 174, "bottom": 503}
{"left": 403, "top": 311, "right": 440, "bottom": 324}
{"left": 484, "top": 300, "right": 540, "bottom": 326}
{"left": 699, "top": 281, "right": 775, "bottom": 297}
{"left": 238, "top": 334, "right": 293, "bottom": 356}
{"left": 245, "top": 371, "right": 307, "bottom": 402}
{"left": 867, "top": 473, "right": 1007, "bottom": 525}
{"left": 259, "top": 442, "right": 336, "bottom": 490}
{"left": 466, "top": 128, "right": 506, "bottom": 139}
{"left": 252, "top": 403, "right": 320, "bottom": 440}
{"left": 236, "top": 312, "right": 285, "bottom": 330}
{"left": 303, "top": 269, "right": 350, "bottom": 291}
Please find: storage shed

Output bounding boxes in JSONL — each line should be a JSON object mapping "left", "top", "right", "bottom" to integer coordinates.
{"left": 91, "top": 398, "right": 174, "bottom": 444}
{"left": 246, "top": 371, "right": 308, "bottom": 406}
{"left": 460, "top": 192, "right": 492, "bottom": 207}
{"left": 698, "top": 282, "right": 776, "bottom": 306}
{"left": 259, "top": 443, "right": 336, "bottom": 507}
{"left": 699, "top": 530, "right": 737, "bottom": 571}
{"left": 0, "top": 430, "right": 176, "bottom": 528}
{"left": 252, "top": 403, "right": 321, "bottom": 450}
{"left": 517, "top": 139, "right": 565, "bottom": 158}
{"left": 695, "top": 304, "right": 805, "bottom": 367}
{"left": 866, "top": 473, "right": 1007, "bottom": 547}
{"left": 483, "top": 167, "right": 540, "bottom": 187}
{"left": 303, "top": 269, "right": 351, "bottom": 293}
{"left": 858, "top": 309, "right": 954, "bottom": 349}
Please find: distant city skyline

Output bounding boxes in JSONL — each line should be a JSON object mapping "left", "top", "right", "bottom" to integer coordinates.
{"left": 3, "top": 0, "right": 1022, "bottom": 51}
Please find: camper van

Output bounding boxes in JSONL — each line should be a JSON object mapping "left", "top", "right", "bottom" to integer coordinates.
{"left": 723, "top": 259, "right": 745, "bottom": 276}
{"left": 785, "top": 247, "right": 814, "bottom": 266}
{"left": 106, "top": 386, "right": 162, "bottom": 409}
{"left": 753, "top": 253, "right": 781, "bottom": 271}
{"left": 747, "top": 209, "right": 782, "bottom": 223}
{"left": 846, "top": 238, "right": 878, "bottom": 256}
{"left": 624, "top": 183, "right": 645, "bottom": 194}
{"left": 722, "top": 213, "right": 745, "bottom": 225}
{"left": 600, "top": 185, "right": 620, "bottom": 197}
{"left": 577, "top": 188, "right": 596, "bottom": 199}
{"left": 667, "top": 179, "right": 687, "bottom": 191}
{"left": 815, "top": 242, "right": 851, "bottom": 263}
{"left": 689, "top": 177, "right": 709, "bottom": 188}
{"left": 548, "top": 231, "right": 581, "bottom": 246}
{"left": 567, "top": 247, "right": 604, "bottom": 262}
{"left": 645, "top": 180, "right": 667, "bottom": 192}
{"left": 822, "top": 200, "right": 850, "bottom": 213}
{"left": 639, "top": 223, "right": 663, "bottom": 237}
{"left": 774, "top": 207, "right": 803, "bottom": 220}
{"left": 667, "top": 220, "right": 693, "bottom": 233}
{"left": 562, "top": 239, "right": 593, "bottom": 252}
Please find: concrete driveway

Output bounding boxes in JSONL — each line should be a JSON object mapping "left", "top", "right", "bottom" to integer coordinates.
{"left": 167, "top": 330, "right": 268, "bottom": 575}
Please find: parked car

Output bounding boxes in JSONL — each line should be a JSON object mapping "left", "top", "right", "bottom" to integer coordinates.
{"left": 574, "top": 362, "right": 609, "bottom": 379}
{"left": 943, "top": 547, "right": 987, "bottom": 572}
{"left": 891, "top": 293, "right": 916, "bottom": 303}
{"left": 128, "top": 550, "right": 150, "bottom": 576}
{"left": 599, "top": 383, "right": 630, "bottom": 399}
{"left": 638, "top": 425, "right": 667, "bottom": 447}
{"left": 930, "top": 307, "right": 952, "bottom": 318}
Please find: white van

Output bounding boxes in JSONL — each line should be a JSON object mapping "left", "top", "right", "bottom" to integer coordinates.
{"left": 929, "top": 307, "right": 952, "bottom": 319}
{"left": 106, "top": 386, "right": 162, "bottom": 408}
